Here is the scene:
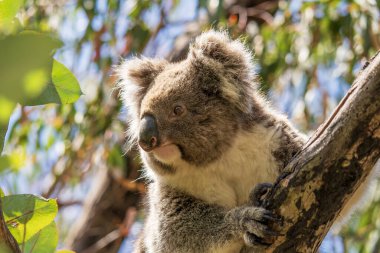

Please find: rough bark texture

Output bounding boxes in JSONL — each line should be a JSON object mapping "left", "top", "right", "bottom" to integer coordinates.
{"left": 0, "top": 199, "right": 21, "bottom": 253}
{"left": 263, "top": 51, "right": 380, "bottom": 252}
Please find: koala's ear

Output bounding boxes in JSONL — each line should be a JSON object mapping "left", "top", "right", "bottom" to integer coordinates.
{"left": 117, "top": 57, "right": 167, "bottom": 90}
{"left": 188, "top": 30, "right": 254, "bottom": 80}
{"left": 116, "top": 57, "right": 167, "bottom": 105}
{"left": 189, "top": 30, "right": 257, "bottom": 114}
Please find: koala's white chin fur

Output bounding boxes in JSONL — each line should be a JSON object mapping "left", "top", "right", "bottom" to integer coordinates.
{"left": 152, "top": 144, "right": 181, "bottom": 164}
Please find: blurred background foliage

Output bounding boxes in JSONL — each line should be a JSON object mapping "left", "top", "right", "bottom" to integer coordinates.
{"left": 0, "top": 0, "right": 379, "bottom": 252}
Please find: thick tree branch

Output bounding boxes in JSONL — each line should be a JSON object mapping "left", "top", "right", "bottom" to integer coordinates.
{"left": 264, "top": 51, "right": 380, "bottom": 252}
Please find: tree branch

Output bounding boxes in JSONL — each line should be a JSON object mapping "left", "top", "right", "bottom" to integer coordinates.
{"left": 265, "top": 51, "right": 380, "bottom": 252}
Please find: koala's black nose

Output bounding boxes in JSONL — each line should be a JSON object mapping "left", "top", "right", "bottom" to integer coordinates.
{"left": 138, "top": 115, "right": 159, "bottom": 152}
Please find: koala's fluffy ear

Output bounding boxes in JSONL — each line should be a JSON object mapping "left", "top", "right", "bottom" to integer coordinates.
{"left": 116, "top": 57, "right": 167, "bottom": 105}
{"left": 189, "top": 30, "right": 257, "bottom": 114}
{"left": 188, "top": 30, "right": 254, "bottom": 81}
{"left": 117, "top": 57, "right": 167, "bottom": 92}
{"left": 116, "top": 57, "right": 167, "bottom": 144}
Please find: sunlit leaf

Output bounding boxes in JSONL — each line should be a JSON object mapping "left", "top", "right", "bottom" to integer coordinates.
{"left": 0, "top": 0, "right": 23, "bottom": 30}
{"left": 23, "top": 68, "right": 50, "bottom": 98}
{"left": 0, "top": 32, "right": 62, "bottom": 104}
{"left": 51, "top": 60, "right": 82, "bottom": 104}
{"left": 56, "top": 250, "right": 76, "bottom": 253}
{"left": 2, "top": 195, "right": 58, "bottom": 243}
{"left": 23, "top": 221, "right": 58, "bottom": 253}
{"left": 32, "top": 60, "right": 82, "bottom": 104}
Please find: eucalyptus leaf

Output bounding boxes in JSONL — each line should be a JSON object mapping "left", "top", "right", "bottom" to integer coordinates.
{"left": 30, "top": 60, "right": 82, "bottom": 105}
{"left": 51, "top": 60, "right": 82, "bottom": 104}
{"left": 0, "top": 0, "right": 23, "bottom": 30}
{"left": 2, "top": 194, "right": 58, "bottom": 243}
{"left": 0, "top": 32, "right": 62, "bottom": 104}
{"left": 23, "top": 221, "right": 58, "bottom": 253}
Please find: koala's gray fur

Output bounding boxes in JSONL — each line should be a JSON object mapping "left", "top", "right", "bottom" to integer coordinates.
{"left": 116, "top": 30, "right": 305, "bottom": 253}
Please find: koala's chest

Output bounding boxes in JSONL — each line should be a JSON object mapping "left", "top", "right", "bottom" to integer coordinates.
{"left": 166, "top": 130, "right": 280, "bottom": 208}
{"left": 199, "top": 147, "right": 278, "bottom": 208}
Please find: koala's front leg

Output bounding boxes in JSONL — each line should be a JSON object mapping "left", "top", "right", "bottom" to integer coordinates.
{"left": 226, "top": 183, "right": 281, "bottom": 251}
{"left": 226, "top": 205, "right": 279, "bottom": 250}
{"left": 153, "top": 186, "right": 279, "bottom": 253}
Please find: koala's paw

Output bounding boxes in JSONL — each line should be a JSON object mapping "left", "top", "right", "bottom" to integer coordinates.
{"left": 227, "top": 206, "right": 281, "bottom": 248}
{"left": 249, "top": 183, "right": 273, "bottom": 206}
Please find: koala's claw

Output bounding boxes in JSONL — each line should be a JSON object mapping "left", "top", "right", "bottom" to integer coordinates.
{"left": 262, "top": 213, "right": 281, "bottom": 223}
{"left": 243, "top": 232, "right": 271, "bottom": 248}
{"left": 228, "top": 206, "right": 280, "bottom": 248}
{"left": 249, "top": 183, "right": 273, "bottom": 206}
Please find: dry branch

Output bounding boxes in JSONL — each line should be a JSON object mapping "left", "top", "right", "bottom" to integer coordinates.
{"left": 264, "top": 51, "right": 380, "bottom": 252}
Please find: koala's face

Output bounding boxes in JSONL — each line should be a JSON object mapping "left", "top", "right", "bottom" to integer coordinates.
{"left": 137, "top": 61, "right": 240, "bottom": 168}
{"left": 117, "top": 30, "right": 257, "bottom": 173}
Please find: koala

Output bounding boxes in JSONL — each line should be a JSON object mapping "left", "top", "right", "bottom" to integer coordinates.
{"left": 116, "top": 30, "right": 305, "bottom": 253}
{"left": 116, "top": 30, "right": 367, "bottom": 252}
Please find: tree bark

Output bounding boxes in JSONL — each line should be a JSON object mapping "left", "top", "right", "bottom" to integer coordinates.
{"left": 264, "top": 51, "right": 380, "bottom": 252}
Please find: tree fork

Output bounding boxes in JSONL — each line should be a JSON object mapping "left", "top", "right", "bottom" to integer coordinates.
{"left": 264, "top": 51, "right": 380, "bottom": 252}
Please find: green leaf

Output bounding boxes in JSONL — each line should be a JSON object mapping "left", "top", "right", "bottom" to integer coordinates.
{"left": 0, "top": 32, "right": 62, "bottom": 105}
{"left": 31, "top": 60, "right": 82, "bottom": 104}
{"left": 23, "top": 221, "right": 58, "bottom": 253}
{"left": 56, "top": 250, "right": 76, "bottom": 253}
{"left": 51, "top": 60, "right": 82, "bottom": 104}
{"left": 0, "top": 0, "right": 23, "bottom": 30}
{"left": 2, "top": 194, "right": 58, "bottom": 243}
{"left": 0, "top": 187, "right": 4, "bottom": 197}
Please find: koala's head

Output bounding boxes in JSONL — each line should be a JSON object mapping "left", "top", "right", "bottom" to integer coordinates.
{"left": 117, "top": 30, "right": 259, "bottom": 174}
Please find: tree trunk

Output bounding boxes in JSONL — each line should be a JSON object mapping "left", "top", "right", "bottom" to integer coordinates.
{"left": 264, "top": 51, "right": 380, "bottom": 252}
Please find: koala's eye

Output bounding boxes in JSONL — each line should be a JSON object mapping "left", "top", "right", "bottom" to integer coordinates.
{"left": 173, "top": 105, "right": 185, "bottom": 117}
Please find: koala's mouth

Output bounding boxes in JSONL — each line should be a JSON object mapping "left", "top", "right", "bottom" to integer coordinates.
{"left": 151, "top": 143, "right": 181, "bottom": 163}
